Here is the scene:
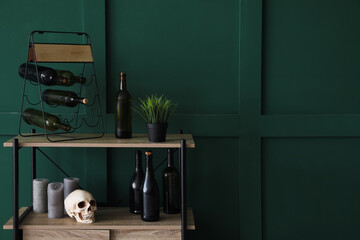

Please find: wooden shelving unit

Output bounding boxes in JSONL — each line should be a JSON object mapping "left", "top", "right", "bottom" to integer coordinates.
{"left": 3, "top": 134, "right": 195, "bottom": 148}
{"left": 4, "top": 207, "right": 195, "bottom": 240}
{"left": 4, "top": 207, "right": 195, "bottom": 230}
{"left": 3, "top": 133, "right": 195, "bottom": 240}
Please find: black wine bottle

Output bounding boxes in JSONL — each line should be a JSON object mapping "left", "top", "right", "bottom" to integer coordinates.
{"left": 142, "top": 151, "right": 160, "bottom": 222}
{"left": 56, "top": 70, "right": 86, "bottom": 86}
{"left": 42, "top": 89, "right": 88, "bottom": 108}
{"left": 129, "top": 150, "right": 145, "bottom": 214}
{"left": 22, "top": 108, "right": 71, "bottom": 132}
{"left": 18, "top": 63, "right": 65, "bottom": 86}
{"left": 18, "top": 63, "right": 86, "bottom": 86}
{"left": 115, "top": 72, "right": 132, "bottom": 138}
{"left": 162, "top": 149, "right": 180, "bottom": 214}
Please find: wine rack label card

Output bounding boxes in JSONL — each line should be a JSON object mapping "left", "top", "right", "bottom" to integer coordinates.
{"left": 28, "top": 44, "right": 93, "bottom": 63}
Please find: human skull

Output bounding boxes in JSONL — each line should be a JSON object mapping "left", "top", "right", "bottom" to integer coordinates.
{"left": 64, "top": 189, "right": 97, "bottom": 224}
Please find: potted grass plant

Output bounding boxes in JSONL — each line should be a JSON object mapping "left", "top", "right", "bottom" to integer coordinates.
{"left": 133, "top": 95, "right": 177, "bottom": 142}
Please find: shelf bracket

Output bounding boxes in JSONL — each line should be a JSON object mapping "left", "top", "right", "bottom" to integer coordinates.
{"left": 36, "top": 148, "right": 84, "bottom": 190}
{"left": 37, "top": 148, "right": 71, "bottom": 178}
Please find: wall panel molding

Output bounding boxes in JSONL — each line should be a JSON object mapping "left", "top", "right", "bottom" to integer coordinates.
{"left": 261, "top": 114, "right": 360, "bottom": 137}
{"left": 1, "top": 113, "right": 240, "bottom": 137}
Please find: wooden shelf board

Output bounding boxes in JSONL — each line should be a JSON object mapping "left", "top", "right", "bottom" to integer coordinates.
{"left": 4, "top": 207, "right": 195, "bottom": 231}
{"left": 28, "top": 43, "right": 94, "bottom": 63}
{"left": 3, "top": 134, "right": 195, "bottom": 148}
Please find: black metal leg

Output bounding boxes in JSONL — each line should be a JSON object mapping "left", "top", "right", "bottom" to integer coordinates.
{"left": 178, "top": 130, "right": 183, "bottom": 171}
{"left": 31, "top": 129, "right": 36, "bottom": 198}
{"left": 180, "top": 139, "right": 186, "bottom": 240}
{"left": 13, "top": 138, "right": 20, "bottom": 240}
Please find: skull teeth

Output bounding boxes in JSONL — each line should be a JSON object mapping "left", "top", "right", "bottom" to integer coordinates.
{"left": 78, "top": 213, "right": 94, "bottom": 220}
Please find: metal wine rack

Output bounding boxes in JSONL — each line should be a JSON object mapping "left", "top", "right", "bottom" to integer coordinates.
{"left": 18, "top": 31, "right": 104, "bottom": 142}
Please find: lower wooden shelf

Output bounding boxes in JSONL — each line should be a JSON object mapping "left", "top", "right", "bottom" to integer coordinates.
{"left": 3, "top": 207, "right": 195, "bottom": 240}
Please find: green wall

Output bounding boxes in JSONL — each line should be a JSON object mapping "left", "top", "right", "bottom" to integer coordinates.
{"left": 1, "top": 0, "right": 360, "bottom": 240}
{"left": 239, "top": 0, "right": 360, "bottom": 240}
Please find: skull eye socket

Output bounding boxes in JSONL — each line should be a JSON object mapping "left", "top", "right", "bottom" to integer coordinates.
{"left": 90, "top": 200, "right": 96, "bottom": 206}
{"left": 78, "top": 201, "right": 86, "bottom": 208}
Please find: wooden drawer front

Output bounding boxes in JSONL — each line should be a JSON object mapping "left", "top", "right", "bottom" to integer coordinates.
{"left": 112, "top": 229, "right": 180, "bottom": 240}
{"left": 23, "top": 230, "right": 110, "bottom": 240}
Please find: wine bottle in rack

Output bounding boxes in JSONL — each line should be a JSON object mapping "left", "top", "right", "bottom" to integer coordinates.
{"left": 56, "top": 70, "right": 86, "bottom": 86}
{"left": 162, "top": 149, "right": 180, "bottom": 214}
{"left": 18, "top": 63, "right": 86, "bottom": 86}
{"left": 42, "top": 89, "right": 88, "bottom": 108}
{"left": 22, "top": 108, "right": 71, "bottom": 132}
{"left": 115, "top": 72, "right": 132, "bottom": 138}
{"left": 129, "top": 150, "right": 145, "bottom": 214}
{"left": 19, "top": 63, "right": 66, "bottom": 86}
{"left": 142, "top": 151, "right": 160, "bottom": 222}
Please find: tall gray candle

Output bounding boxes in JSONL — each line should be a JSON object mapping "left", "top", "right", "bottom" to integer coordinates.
{"left": 33, "top": 178, "right": 48, "bottom": 213}
{"left": 48, "top": 182, "right": 64, "bottom": 218}
{"left": 64, "top": 177, "right": 79, "bottom": 199}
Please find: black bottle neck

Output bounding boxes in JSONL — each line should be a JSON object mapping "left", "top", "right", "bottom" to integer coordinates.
{"left": 73, "top": 76, "right": 86, "bottom": 84}
{"left": 120, "top": 75, "right": 127, "bottom": 91}
{"left": 54, "top": 122, "right": 71, "bottom": 131}
{"left": 135, "top": 151, "right": 142, "bottom": 172}
{"left": 64, "top": 95, "right": 87, "bottom": 104}
{"left": 145, "top": 156, "right": 154, "bottom": 175}
{"left": 72, "top": 97, "right": 87, "bottom": 104}
{"left": 167, "top": 149, "right": 174, "bottom": 167}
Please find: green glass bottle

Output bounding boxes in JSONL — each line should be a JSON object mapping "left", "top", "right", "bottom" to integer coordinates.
{"left": 18, "top": 63, "right": 66, "bottom": 86}
{"left": 162, "top": 149, "right": 180, "bottom": 214}
{"left": 22, "top": 108, "right": 71, "bottom": 132}
{"left": 142, "top": 151, "right": 160, "bottom": 222}
{"left": 115, "top": 72, "right": 132, "bottom": 138}
{"left": 42, "top": 89, "right": 88, "bottom": 108}
{"left": 56, "top": 70, "right": 86, "bottom": 86}
{"left": 129, "top": 150, "right": 145, "bottom": 214}
{"left": 18, "top": 63, "right": 86, "bottom": 86}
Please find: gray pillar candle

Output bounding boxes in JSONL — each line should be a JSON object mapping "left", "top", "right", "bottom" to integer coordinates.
{"left": 64, "top": 177, "right": 79, "bottom": 199}
{"left": 48, "top": 182, "right": 64, "bottom": 218}
{"left": 33, "top": 178, "right": 49, "bottom": 213}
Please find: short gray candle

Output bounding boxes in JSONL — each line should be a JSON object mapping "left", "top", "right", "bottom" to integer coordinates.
{"left": 48, "top": 182, "right": 64, "bottom": 218}
{"left": 64, "top": 177, "right": 79, "bottom": 199}
{"left": 33, "top": 178, "right": 48, "bottom": 213}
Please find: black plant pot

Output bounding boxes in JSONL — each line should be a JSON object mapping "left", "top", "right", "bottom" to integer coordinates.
{"left": 146, "top": 123, "right": 168, "bottom": 142}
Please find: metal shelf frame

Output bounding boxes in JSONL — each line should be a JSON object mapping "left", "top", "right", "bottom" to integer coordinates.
{"left": 10, "top": 130, "right": 189, "bottom": 240}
